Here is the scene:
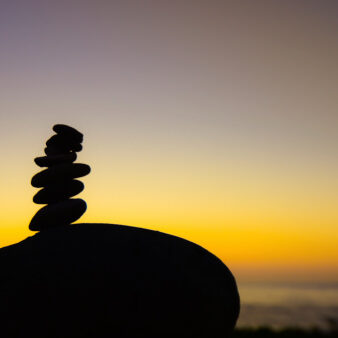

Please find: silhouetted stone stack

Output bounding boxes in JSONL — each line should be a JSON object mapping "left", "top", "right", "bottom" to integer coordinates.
{"left": 29, "top": 124, "right": 91, "bottom": 231}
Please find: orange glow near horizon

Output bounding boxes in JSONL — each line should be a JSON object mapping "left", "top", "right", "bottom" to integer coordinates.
{"left": 1, "top": 152, "right": 337, "bottom": 283}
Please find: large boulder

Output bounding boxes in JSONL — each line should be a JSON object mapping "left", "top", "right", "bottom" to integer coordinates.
{"left": 0, "top": 223, "right": 240, "bottom": 338}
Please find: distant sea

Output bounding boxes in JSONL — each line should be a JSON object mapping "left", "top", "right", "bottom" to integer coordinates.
{"left": 236, "top": 283, "right": 338, "bottom": 330}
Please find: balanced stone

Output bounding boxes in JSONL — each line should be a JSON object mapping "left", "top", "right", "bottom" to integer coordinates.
{"left": 34, "top": 153, "right": 77, "bottom": 167}
{"left": 46, "top": 134, "right": 83, "bottom": 152}
{"left": 31, "top": 163, "right": 91, "bottom": 188}
{"left": 44, "top": 146, "right": 69, "bottom": 156}
{"left": 53, "top": 124, "right": 83, "bottom": 143}
{"left": 29, "top": 199, "right": 87, "bottom": 231}
{"left": 33, "top": 180, "right": 84, "bottom": 204}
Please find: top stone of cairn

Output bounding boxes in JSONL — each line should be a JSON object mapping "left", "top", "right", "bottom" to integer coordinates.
{"left": 53, "top": 124, "right": 83, "bottom": 143}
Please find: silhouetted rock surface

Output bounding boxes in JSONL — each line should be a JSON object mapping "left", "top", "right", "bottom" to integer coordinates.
{"left": 0, "top": 223, "right": 240, "bottom": 338}
{"left": 29, "top": 124, "right": 90, "bottom": 231}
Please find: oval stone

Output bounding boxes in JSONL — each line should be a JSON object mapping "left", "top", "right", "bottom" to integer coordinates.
{"left": 53, "top": 124, "right": 83, "bottom": 143}
{"left": 33, "top": 180, "right": 84, "bottom": 204}
{"left": 31, "top": 163, "right": 91, "bottom": 188}
{"left": 44, "top": 146, "right": 68, "bottom": 156}
{"left": 34, "top": 153, "right": 77, "bottom": 167}
{"left": 29, "top": 199, "right": 87, "bottom": 231}
{"left": 46, "top": 134, "right": 82, "bottom": 152}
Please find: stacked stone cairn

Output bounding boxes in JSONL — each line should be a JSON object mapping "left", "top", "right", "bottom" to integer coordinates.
{"left": 29, "top": 124, "right": 91, "bottom": 231}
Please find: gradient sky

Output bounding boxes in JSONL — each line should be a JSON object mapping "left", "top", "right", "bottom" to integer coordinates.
{"left": 1, "top": 0, "right": 337, "bottom": 283}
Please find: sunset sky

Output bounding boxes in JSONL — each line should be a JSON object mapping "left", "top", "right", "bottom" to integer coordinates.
{"left": 1, "top": 0, "right": 337, "bottom": 283}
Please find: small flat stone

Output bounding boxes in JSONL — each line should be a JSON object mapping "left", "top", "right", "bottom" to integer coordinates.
{"left": 29, "top": 199, "right": 87, "bottom": 231}
{"left": 31, "top": 163, "right": 91, "bottom": 188}
{"left": 34, "top": 153, "right": 77, "bottom": 167}
{"left": 46, "top": 134, "right": 82, "bottom": 152}
{"left": 33, "top": 180, "right": 84, "bottom": 204}
{"left": 53, "top": 124, "right": 83, "bottom": 143}
{"left": 44, "top": 146, "right": 69, "bottom": 156}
